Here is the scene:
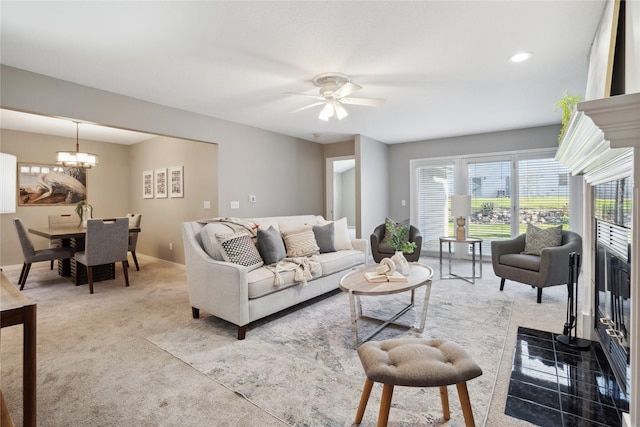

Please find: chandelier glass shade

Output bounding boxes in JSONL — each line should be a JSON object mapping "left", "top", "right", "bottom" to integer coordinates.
{"left": 56, "top": 122, "right": 98, "bottom": 168}
{"left": 318, "top": 102, "right": 348, "bottom": 121}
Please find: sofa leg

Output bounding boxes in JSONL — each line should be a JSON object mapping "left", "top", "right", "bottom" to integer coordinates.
{"left": 499, "top": 278, "right": 505, "bottom": 291}
{"left": 192, "top": 307, "right": 200, "bottom": 319}
{"left": 537, "top": 288, "right": 542, "bottom": 304}
{"left": 237, "top": 325, "right": 247, "bottom": 340}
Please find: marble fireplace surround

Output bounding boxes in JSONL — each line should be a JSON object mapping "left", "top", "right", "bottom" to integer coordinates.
{"left": 555, "top": 92, "right": 640, "bottom": 427}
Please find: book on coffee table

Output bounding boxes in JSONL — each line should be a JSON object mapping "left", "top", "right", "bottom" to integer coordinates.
{"left": 364, "top": 270, "right": 408, "bottom": 283}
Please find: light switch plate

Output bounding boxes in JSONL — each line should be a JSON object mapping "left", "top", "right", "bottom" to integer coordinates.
{"left": 230, "top": 201, "right": 240, "bottom": 209}
{"left": 203, "top": 201, "right": 211, "bottom": 209}
{"left": 249, "top": 195, "right": 256, "bottom": 203}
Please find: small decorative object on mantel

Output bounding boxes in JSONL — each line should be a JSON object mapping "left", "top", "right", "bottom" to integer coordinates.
{"left": 75, "top": 200, "right": 93, "bottom": 228}
{"left": 385, "top": 218, "right": 416, "bottom": 275}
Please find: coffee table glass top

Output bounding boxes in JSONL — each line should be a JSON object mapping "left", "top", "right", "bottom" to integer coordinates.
{"left": 339, "top": 263, "right": 433, "bottom": 295}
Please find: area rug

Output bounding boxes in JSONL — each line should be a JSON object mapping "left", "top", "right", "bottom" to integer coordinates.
{"left": 148, "top": 279, "right": 512, "bottom": 426}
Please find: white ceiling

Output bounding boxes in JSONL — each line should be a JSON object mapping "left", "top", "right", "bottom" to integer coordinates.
{"left": 0, "top": 1, "right": 606, "bottom": 145}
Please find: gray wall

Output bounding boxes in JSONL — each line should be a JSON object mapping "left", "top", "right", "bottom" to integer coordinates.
{"left": 341, "top": 167, "right": 356, "bottom": 227}
{"left": 387, "top": 125, "right": 562, "bottom": 221}
{"left": 0, "top": 66, "right": 324, "bottom": 266}
{"left": 0, "top": 130, "right": 218, "bottom": 266}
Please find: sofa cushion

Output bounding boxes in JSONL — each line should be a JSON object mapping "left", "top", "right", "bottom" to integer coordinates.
{"left": 246, "top": 267, "right": 301, "bottom": 299}
{"left": 313, "top": 222, "right": 336, "bottom": 253}
{"left": 523, "top": 223, "right": 562, "bottom": 256}
{"left": 257, "top": 226, "right": 286, "bottom": 265}
{"left": 500, "top": 253, "right": 541, "bottom": 272}
{"left": 281, "top": 225, "right": 320, "bottom": 257}
{"left": 216, "top": 232, "right": 264, "bottom": 271}
{"left": 317, "top": 249, "right": 365, "bottom": 276}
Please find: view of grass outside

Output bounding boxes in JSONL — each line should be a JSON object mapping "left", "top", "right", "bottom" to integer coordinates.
{"left": 447, "top": 196, "right": 570, "bottom": 239}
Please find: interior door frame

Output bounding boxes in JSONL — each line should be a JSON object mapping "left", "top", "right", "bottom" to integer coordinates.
{"left": 325, "top": 155, "right": 355, "bottom": 221}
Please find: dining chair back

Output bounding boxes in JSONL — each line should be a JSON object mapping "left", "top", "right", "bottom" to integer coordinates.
{"left": 74, "top": 217, "right": 130, "bottom": 294}
{"left": 47, "top": 214, "right": 77, "bottom": 269}
{"left": 126, "top": 213, "right": 142, "bottom": 270}
{"left": 13, "top": 217, "right": 73, "bottom": 290}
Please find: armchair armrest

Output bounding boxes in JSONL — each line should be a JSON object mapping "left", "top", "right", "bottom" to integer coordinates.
{"left": 538, "top": 237, "right": 582, "bottom": 286}
{"left": 491, "top": 234, "right": 526, "bottom": 265}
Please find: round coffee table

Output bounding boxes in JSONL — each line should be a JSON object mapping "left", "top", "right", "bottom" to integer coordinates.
{"left": 339, "top": 263, "right": 434, "bottom": 348}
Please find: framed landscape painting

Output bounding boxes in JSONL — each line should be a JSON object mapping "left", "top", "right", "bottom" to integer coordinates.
{"left": 169, "top": 166, "right": 184, "bottom": 198}
{"left": 143, "top": 170, "right": 154, "bottom": 199}
{"left": 155, "top": 168, "right": 167, "bottom": 198}
{"left": 18, "top": 163, "right": 87, "bottom": 206}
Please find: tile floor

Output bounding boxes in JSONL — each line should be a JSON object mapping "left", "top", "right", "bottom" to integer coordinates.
{"left": 505, "top": 327, "right": 629, "bottom": 427}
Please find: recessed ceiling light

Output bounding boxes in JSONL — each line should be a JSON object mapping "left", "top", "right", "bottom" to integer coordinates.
{"left": 509, "top": 51, "right": 533, "bottom": 63}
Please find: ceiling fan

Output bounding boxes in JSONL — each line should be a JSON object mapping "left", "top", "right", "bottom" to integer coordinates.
{"left": 287, "top": 73, "right": 385, "bottom": 121}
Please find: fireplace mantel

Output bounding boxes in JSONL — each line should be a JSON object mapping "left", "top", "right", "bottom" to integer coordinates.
{"left": 556, "top": 91, "right": 640, "bottom": 427}
{"left": 556, "top": 92, "right": 640, "bottom": 184}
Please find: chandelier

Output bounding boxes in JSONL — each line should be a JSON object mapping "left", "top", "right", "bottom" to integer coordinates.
{"left": 56, "top": 122, "right": 98, "bottom": 168}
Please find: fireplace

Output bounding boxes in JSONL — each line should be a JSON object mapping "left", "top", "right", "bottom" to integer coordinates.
{"left": 594, "top": 177, "right": 632, "bottom": 395}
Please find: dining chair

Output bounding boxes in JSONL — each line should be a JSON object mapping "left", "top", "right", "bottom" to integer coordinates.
{"left": 13, "top": 218, "right": 73, "bottom": 290}
{"left": 126, "top": 213, "right": 142, "bottom": 271}
{"left": 47, "top": 214, "right": 77, "bottom": 269}
{"left": 74, "top": 218, "right": 130, "bottom": 294}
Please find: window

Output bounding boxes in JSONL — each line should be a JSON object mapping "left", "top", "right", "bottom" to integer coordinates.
{"left": 412, "top": 150, "right": 571, "bottom": 257}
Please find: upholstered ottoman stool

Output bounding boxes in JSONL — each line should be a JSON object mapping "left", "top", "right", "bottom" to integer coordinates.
{"left": 355, "top": 338, "right": 483, "bottom": 427}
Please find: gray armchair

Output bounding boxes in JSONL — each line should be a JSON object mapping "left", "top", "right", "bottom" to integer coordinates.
{"left": 370, "top": 223, "right": 422, "bottom": 263}
{"left": 491, "top": 230, "right": 582, "bottom": 303}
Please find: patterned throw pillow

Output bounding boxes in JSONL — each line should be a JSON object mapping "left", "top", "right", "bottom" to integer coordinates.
{"left": 216, "top": 232, "right": 264, "bottom": 271}
{"left": 522, "top": 223, "right": 562, "bottom": 256}
{"left": 281, "top": 225, "right": 320, "bottom": 257}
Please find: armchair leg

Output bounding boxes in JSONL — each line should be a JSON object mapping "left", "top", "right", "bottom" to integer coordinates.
{"left": 537, "top": 288, "right": 542, "bottom": 304}
{"left": 192, "top": 307, "right": 200, "bottom": 319}
{"left": 499, "top": 278, "right": 505, "bottom": 291}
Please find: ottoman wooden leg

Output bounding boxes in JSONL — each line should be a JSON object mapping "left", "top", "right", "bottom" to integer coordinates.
{"left": 439, "top": 385, "right": 450, "bottom": 420}
{"left": 378, "top": 383, "right": 394, "bottom": 427}
{"left": 355, "top": 379, "right": 374, "bottom": 424}
{"left": 456, "top": 382, "right": 476, "bottom": 427}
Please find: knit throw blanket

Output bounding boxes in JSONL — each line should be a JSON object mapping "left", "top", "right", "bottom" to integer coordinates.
{"left": 266, "top": 255, "right": 321, "bottom": 287}
{"left": 197, "top": 217, "right": 258, "bottom": 238}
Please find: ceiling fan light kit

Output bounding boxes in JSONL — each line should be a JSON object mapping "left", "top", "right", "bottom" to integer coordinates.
{"left": 288, "top": 72, "right": 384, "bottom": 121}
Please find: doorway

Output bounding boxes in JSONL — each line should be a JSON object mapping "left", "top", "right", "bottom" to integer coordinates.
{"left": 325, "top": 156, "right": 356, "bottom": 236}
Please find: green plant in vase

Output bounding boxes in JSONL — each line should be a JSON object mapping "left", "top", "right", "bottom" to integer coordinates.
{"left": 75, "top": 200, "right": 93, "bottom": 227}
{"left": 385, "top": 219, "right": 416, "bottom": 254}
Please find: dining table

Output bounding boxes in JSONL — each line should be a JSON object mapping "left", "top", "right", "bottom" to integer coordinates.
{"left": 29, "top": 223, "right": 141, "bottom": 286}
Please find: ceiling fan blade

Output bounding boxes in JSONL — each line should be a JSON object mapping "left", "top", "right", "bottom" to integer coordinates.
{"left": 340, "top": 97, "right": 385, "bottom": 107}
{"left": 284, "top": 92, "right": 324, "bottom": 100}
{"left": 333, "top": 82, "right": 362, "bottom": 98}
{"left": 290, "top": 102, "right": 325, "bottom": 113}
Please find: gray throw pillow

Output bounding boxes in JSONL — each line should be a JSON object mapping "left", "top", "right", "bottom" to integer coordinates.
{"left": 522, "top": 223, "right": 562, "bottom": 256}
{"left": 313, "top": 222, "right": 336, "bottom": 253}
{"left": 257, "top": 226, "right": 286, "bottom": 265}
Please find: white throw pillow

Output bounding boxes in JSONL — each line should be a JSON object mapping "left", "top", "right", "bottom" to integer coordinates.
{"left": 333, "top": 217, "right": 353, "bottom": 251}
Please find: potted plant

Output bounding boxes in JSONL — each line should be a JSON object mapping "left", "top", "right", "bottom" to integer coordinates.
{"left": 385, "top": 219, "right": 416, "bottom": 274}
{"left": 75, "top": 200, "right": 93, "bottom": 227}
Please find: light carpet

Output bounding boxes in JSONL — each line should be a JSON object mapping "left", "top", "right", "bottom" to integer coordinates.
{"left": 148, "top": 274, "right": 513, "bottom": 427}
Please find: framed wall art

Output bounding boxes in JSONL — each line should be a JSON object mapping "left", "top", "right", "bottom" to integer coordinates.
{"left": 18, "top": 163, "right": 87, "bottom": 206}
{"left": 169, "top": 166, "right": 184, "bottom": 198}
{"left": 142, "top": 170, "right": 154, "bottom": 199}
{"left": 155, "top": 168, "right": 167, "bottom": 198}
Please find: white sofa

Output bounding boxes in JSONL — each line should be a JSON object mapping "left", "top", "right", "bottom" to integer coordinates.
{"left": 182, "top": 215, "right": 367, "bottom": 339}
